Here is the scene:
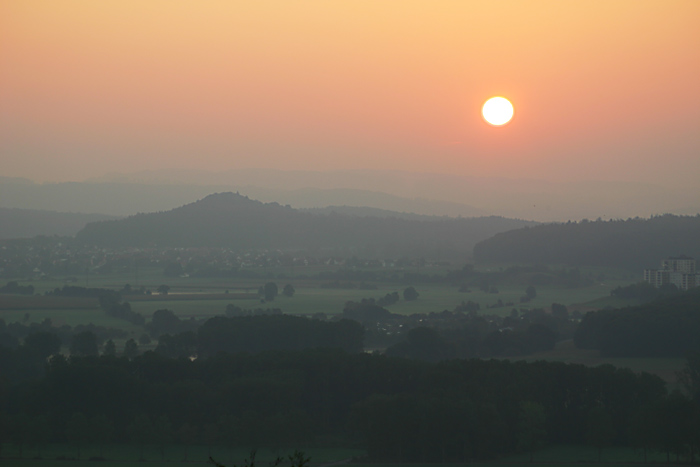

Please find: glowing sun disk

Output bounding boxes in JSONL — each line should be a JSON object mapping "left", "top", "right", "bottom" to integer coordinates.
{"left": 482, "top": 97, "right": 514, "bottom": 126}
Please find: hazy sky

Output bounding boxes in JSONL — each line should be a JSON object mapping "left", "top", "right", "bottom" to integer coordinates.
{"left": 2, "top": 1, "right": 699, "bottom": 189}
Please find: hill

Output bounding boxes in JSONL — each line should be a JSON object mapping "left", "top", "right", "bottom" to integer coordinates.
{"left": 75, "top": 192, "right": 535, "bottom": 258}
{"left": 473, "top": 214, "right": 700, "bottom": 269}
{"left": 300, "top": 205, "right": 455, "bottom": 221}
{"left": 0, "top": 208, "right": 118, "bottom": 239}
{"left": 0, "top": 176, "right": 487, "bottom": 218}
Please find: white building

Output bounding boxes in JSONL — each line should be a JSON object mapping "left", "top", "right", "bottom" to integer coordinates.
{"left": 644, "top": 256, "right": 698, "bottom": 290}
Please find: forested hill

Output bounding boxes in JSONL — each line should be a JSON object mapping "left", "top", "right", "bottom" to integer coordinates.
{"left": 75, "top": 192, "right": 534, "bottom": 256}
{"left": 473, "top": 214, "right": 700, "bottom": 269}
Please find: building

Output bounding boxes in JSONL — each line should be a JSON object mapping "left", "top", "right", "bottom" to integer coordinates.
{"left": 644, "top": 255, "right": 698, "bottom": 290}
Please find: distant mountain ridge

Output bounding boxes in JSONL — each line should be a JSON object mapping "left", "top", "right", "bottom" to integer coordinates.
{"left": 0, "top": 176, "right": 486, "bottom": 218}
{"left": 76, "top": 193, "right": 536, "bottom": 258}
{"left": 473, "top": 214, "right": 700, "bottom": 269}
{"left": 0, "top": 208, "right": 119, "bottom": 240}
{"left": 87, "top": 168, "right": 700, "bottom": 222}
{"left": 300, "top": 205, "right": 462, "bottom": 221}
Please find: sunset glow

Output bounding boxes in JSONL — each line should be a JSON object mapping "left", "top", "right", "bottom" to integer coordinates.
{"left": 0, "top": 0, "right": 699, "bottom": 191}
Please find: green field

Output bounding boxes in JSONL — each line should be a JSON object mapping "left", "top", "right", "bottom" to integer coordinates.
{"left": 2, "top": 265, "right": 662, "bottom": 379}
{"left": 0, "top": 443, "right": 675, "bottom": 467}
{"left": 0, "top": 444, "right": 363, "bottom": 467}
{"left": 2, "top": 265, "right": 635, "bottom": 322}
{"left": 1, "top": 279, "right": 630, "bottom": 331}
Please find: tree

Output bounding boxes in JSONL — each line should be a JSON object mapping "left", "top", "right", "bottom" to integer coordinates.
{"left": 9, "top": 413, "right": 31, "bottom": 458}
{"left": 23, "top": 331, "right": 61, "bottom": 359}
{"left": 155, "top": 332, "right": 197, "bottom": 359}
{"left": 153, "top": 415, "right": 173, "bottom": 461}
{"left": 123, "top": 338, "right": 139, "bottom": 358}
{"left": 403, "top": 286, "right": 419, "bottom": 301}
{"left": 89, "top": 414, "right": 114, "bottom": 458}
{"left": 148, "top": 308, "right": 181, "bottom": 337}
{"left": 517, "top": 401, "right": 547, "bottom": 462}
{"left": 157, "top": 284, "right": 170, "bottom": 295}
{"left": 127, "top": 414, "right": 154, "bottom": 460}
{"left": 677, "top": 352, "right": 700, "bottom": 403}
{"left": 551, "top": 303, "right": 569, "bottom": 321}
{"left": 177, "top": 423, "right": 198, "bottom": 461}
{"left": 65, "top": 412, "right": 90, "bottom": 459}
{"left": 283, "top": 284, "right": 295, "bottom": 297}
{"left": 28, "top": 415, "right": 51, "bottom": 458}
{"left": 526, "top": 285, "right": 537, "bottom": 300}
{"left": 103, "top": 339, "right": 116, "bottom": 357}
{"left": 585, "top": 407, "right": 615, "bottom": 462}
{"left": 263, "top": 282, "right": 278, "bottom": 301}
{"left": 210, "top": 449, "right": 310, "bottom": 467}
{"left": 70, "top": 331, "right": 98, "bottom": 357}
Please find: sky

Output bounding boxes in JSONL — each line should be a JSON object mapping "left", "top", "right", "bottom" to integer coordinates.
{"left": 2, "top": 0, "right": 699, "bottom": 192}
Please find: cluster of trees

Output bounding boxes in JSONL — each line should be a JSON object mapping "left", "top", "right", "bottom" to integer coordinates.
{"left": 0, "top": 281, "right": 34, "bottom": 295}
{"left": 130, "top": 314, "right": 363, "bottom": 360}
{"left": 100, "top": 294, "right": 145, "bottom": 325}
{"left": 3, "top": 344, "right": 698, "bottom": 462}
{"left": 346, "top": 296, "right": 573, "bottom": 359}
{"left": 47, "top": 285, "right": 145, "bottom": 325}
{"left": 473, "top": 214, "right": 700, "bottom": 269}
{"left": 610, "top": 281, "right": 680, "bottom": 302}
{"left": 575, "top": 287, "right": 700, "bottom": 357}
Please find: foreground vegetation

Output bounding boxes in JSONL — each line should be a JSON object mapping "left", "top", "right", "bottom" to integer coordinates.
{"left": 2, "top": 347, "right": 693, "bottom": 463}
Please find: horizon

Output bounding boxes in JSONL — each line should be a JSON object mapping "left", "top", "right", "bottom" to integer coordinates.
{"left": 2, "top": 0, "right": 699, "bottom": 208}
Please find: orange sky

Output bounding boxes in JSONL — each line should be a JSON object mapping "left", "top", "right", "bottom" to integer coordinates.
{"left": 1, "top": 0, "right": 699, "bottom": 189}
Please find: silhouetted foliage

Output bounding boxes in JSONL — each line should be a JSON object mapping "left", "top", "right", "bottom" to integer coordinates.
{"left": 474, "top": 214, "right": 700, "bottom": 268}
{"left": 0, "top": 281, "right": 34, "bottom": 295}
{"left": 403, "top": 286, "right": 419, "bottom": 301}
{"left": 574, "top": 287, "right": 700, "bottom": 357}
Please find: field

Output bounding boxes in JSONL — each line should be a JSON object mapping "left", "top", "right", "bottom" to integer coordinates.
{"left": 2, "top": 264, "right": 671, "bottom": 381}
{"left": 0, "top": 444, "right": 363, "bottom": 467}
{"left": 1, "top": 276, "right": 631, "bottom": 331}
{"left": 2, "top": 264, "right": 635, "bottom": 322}
{"left": 0, "top": 443, "right": 674, "bottom": 467}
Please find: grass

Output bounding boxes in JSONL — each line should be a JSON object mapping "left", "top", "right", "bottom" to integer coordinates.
{"left": 1, "top": 267, "right": 640, "bottom": 355}
{"left": 2, "top": 269, "right": 634, "bottom": 329}
{"left": 0, "top": 443, "right": 671, "bottom": 467}
{"left": 0, "top": 443, "right": 364, "bottom": 467}
{"left": 497, "top": 443, "right": 670, "bottom": 465}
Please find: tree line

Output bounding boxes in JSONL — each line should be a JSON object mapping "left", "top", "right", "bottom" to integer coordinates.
{"left": 473, "top": 214, "right": 700, "bottom": 269}
{"left": 575, "top": 287, "right": 700, "bottom": 357}
{"left": 4, "top": 344, "right": 699, "bottom": 462}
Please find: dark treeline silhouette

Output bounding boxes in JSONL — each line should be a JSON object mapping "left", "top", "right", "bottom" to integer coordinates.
{"left": 3, "top": 344, "right": 695, "bottom": 462}
{"left": 575, "top": 287, "right": 700, "bottom": 357}
{"left": 473, "top": 214, "right": 700, "bottom": 269}
{"left": 610, "top": 281, "right": 678, "bottom": 301}
{"left": 345, "top": 297, "right": 573, "bottom": 359}
{"left": 0, "top": 281, "right": 34, "bottom": 295}
{"left": 196, "top": 315, "right": 364, "bottom": 358}
{"left": 75, "top": 192, "right": 534, "bottom": 257}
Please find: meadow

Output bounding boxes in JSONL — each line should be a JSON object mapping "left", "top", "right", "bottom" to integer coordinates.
{"left": 0, "top": 443, "right": 673, "bottom": 467}
{"left": 0, "top": 444, "right": 363, "bottom": 467}
{"left": 2, "top": 264, "right": 662, "bottom": 378}
{"left": 2, "top": 264, "right": 635, "bottom": 323}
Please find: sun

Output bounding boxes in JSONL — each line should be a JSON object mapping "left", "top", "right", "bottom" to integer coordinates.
{"left": 482, "top": 97, "right": 514, "bottom": 126}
